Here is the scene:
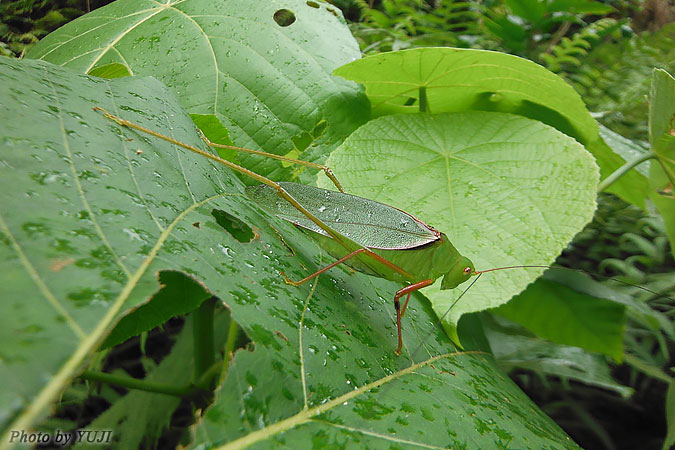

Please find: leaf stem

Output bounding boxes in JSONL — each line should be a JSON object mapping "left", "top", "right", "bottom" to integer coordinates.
{"left": 419, "top": 86, "right": 429, "bottom": 113}
{"left": 598, "top": 151, "right": 656, "bottom": 192}
{"left": 79, "top": 370, "right": 194, "bottom": 397}
{"left": 193, "top": 298, "right": 216, "bottom": 383}
{"left": 219, "top": 318, "right": 238, "bottom": 384}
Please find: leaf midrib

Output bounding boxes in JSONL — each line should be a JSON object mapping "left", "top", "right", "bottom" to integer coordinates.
{"left": 0, "top": 192, "right": 228, "bottom": 446}
{"left": 216, "top": 351, "right": 485, "bottom": 450}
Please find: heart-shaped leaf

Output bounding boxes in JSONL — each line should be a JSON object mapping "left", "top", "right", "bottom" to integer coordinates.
{"left": 27, "top": 0, "right": 369, "bottom": 179}
{"left": 334, "top": 47, "right": 648, "bottom": 208}
{"left": 1, "top": 58, "right": 581, "bottom": 449}
{"left": 318, "top": 112, "right": 599, "bottom": 340}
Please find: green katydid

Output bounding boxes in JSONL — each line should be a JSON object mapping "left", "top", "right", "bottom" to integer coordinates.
{"left": 94, "top": 107, "right": 496, "bottom": 355}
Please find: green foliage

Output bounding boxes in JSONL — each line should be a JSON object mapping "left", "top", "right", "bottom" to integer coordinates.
{"left": 0, "top": 5, "right": 600, "bottom": 448}
{"left": 334, "top": 46, "right": 649, "bottom": 209}
{"left": 2, "top": 0, "right": 673, "bottom": 448}
{"left": 564, "top": 23, "right": 675, "bottom": 141}
{"left": 0, "top": 56, "right": 586, "bottom": 449}
{"left": 481, "top": 0, "right": 615, "bottom": 56}
{"left": 483, "top": 312, "right": 634, "bottom": 398}
{"left": 539, "top": 18, "right": 626, "bottom": 73}
{"left": 494, "top": 271, "right": 627, "bottom": 361}
{"left": 0, "top": 0, "right": 91, "bottom": 57}
{"left": 349, "top": 0, "right": 482, "bottom": 53}
{"left": 28, "top": 0, "right": 370, "bottom": 183}
{"left": 648, "top": 69, "right": 675, "bottom": 259}
{"left": 74, "top": 309, "right": 233, "bottom": 450}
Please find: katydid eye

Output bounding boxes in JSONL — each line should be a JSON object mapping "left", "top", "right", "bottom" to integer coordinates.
{"left": 463, "top": 267, "right": 472, "bottom": 274}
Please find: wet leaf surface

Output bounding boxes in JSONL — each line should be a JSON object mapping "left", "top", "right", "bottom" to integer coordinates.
{"left": 28, "top": 0, "right": 369, "bottom": 180}
{"left": 1, "top": 58, "right": 580, "bottom": 449}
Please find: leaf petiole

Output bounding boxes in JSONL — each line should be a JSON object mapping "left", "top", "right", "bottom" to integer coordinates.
{"left": 598, "top": 150, "right": 656, "bottom": 192}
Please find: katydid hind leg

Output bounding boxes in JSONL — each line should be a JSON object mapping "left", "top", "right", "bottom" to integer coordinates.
{"left": 94, "top": 108, "right": 376, "bottom": 266}
{"left": 199, "top": 133, "right": 346, "bottom": 193}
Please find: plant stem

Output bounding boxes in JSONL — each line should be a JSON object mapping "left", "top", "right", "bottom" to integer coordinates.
{"left": 193, "top": 298, "right": 216, "bottom": 383}
{"left": 419, "top": 86, "right": 429, "bottom": 113}
{"left": 598, "top": 151, "right": 656, "bottom": 192}
{"left": 544, "top": 21, "right": 571, "bottom": 54}
{"left": 79, "top": 370, "right": 194, "bottom": 397}
{"left": 219, "top": 318, "right": 239, "bottom": 385}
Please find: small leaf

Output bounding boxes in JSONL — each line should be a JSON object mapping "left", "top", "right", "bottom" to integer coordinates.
{"left": 649, "top": 69, "right": 675, "bottom": 185}
{"left": 506, "top": 0, "right": 546, "bottom": 24}
{"left": 484, "top": 315, "right": 634, "bottom": 398}
{"left": 598, "top": 124, "right": 650, "bottom": 177}
{"left": 101, "top": 271, "right": 212, "bottom": 349}
{"left": 648, "top": 69, "right": 675, "bottom": 257}
{"left": 78, "top": 308, "right": 234, "bottom": 450}
{"left": 663, "top": 381, "right": 675, "bottom": 450}
{"left": 190, "top": 113, "right": 236, "bottom": 161}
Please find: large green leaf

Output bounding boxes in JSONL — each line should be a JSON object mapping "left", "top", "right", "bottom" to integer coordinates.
{"left": 334, "top": 48, "right": 596, "bottom": 143}
{"left": 193, "top": 346, "right": 581, "bottom": 449}
{"left": 1, "top": 58, "right": 581, "bottom": 449}
{"left": 333, "top": 47, "right": 648, "bottom": 208}
{"left": 27, "top": 0, "right": 368, "bottom": 180}
{"left": 318, "top": 112, "right": 599, "bottom": 341}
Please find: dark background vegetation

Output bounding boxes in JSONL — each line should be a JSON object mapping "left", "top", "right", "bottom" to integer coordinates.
{"left": 2, "top": 0, "right": 673, "bottom": 449}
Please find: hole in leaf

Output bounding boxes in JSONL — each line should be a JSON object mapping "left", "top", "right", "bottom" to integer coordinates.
{"left": 273, "top": 9, "right": 296, "bottom": 26}
{"left": 101, "top": 270, "right": 213, "bottom": 349}
{"left": 192, "top": 222, "right": 201, "bottom": 228}
{"left": 311, "top": 119, "right": 328, "bottom": 139}
{"left": 211, "top": 209, "right": 255, "bottom": 243}
{"left": 291, "top": 131, "right": 313, "bottom": 151}
{"left": 404, "top": 97, "right": 417, "bottom": 106}
{"left": 306, "top": 1, "right": 320, "bottom": 7}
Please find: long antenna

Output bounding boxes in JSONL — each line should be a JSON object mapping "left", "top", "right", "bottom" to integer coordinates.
{"left": 473, "top": 264, "right": 674, "bottom": 302}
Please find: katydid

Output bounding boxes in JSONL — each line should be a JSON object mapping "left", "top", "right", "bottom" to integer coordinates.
{"left": 95, "top": 108, "right": 475, "bottom": 355}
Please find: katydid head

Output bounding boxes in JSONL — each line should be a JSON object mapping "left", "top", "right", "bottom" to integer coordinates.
{"left": 440, "top": 256, "right": 475, "bottom": 290}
